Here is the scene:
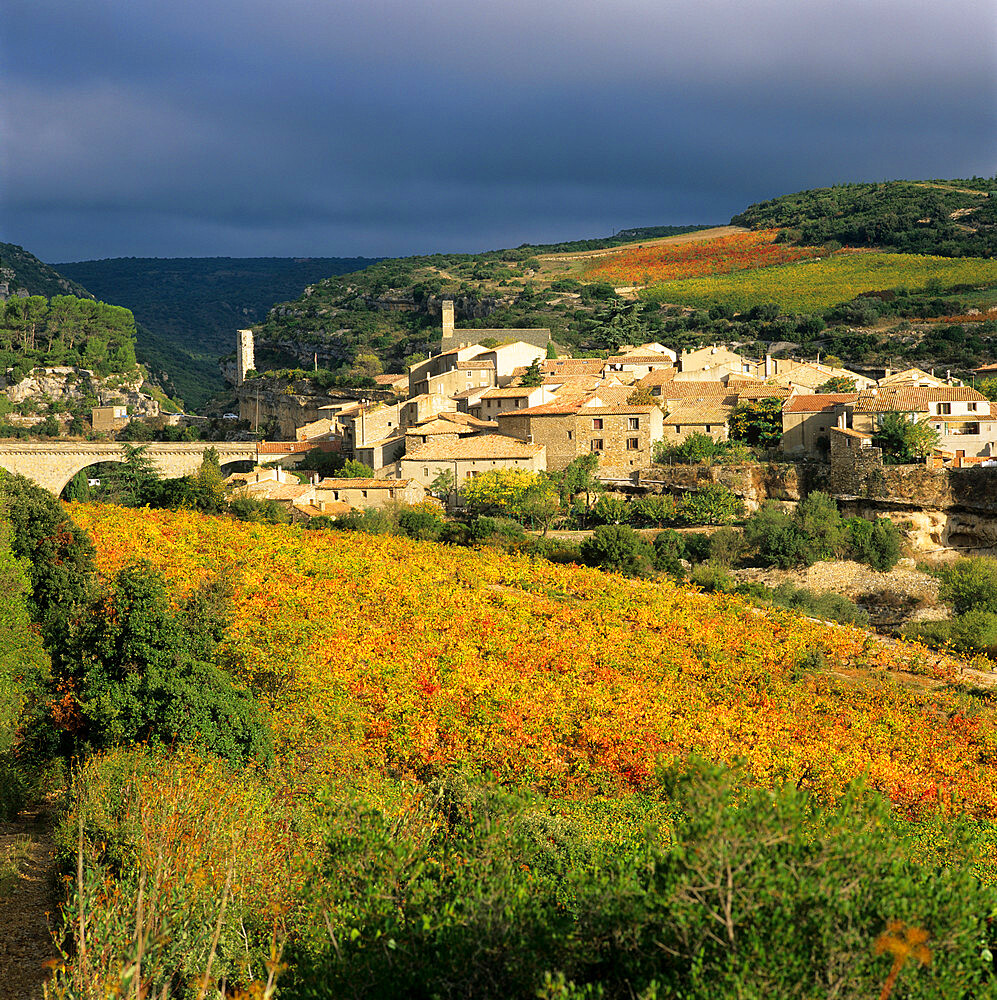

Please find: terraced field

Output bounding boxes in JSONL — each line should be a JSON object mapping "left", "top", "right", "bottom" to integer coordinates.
{"left": 642, "top": 251, "right": 997, "bottom": 313}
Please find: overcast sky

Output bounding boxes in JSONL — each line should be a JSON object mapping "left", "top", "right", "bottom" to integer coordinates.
{"left": 2, "top": 0, "right": 995, "bottom": 262}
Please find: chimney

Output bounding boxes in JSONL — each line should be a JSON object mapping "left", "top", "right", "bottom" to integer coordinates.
{"left": 442, "top": 300, "right": 455, "bottom": 341}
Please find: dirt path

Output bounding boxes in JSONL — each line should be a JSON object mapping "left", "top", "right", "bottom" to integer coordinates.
{"left": 0, "top": 799, "right": 60, "bottom": 1000}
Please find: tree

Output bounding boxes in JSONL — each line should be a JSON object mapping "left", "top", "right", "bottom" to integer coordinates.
{"left": 429, "top": 468, "right": 456, "bottom": 497}
{"left": 545, "top": 342, "right": 558, "bottom": 360}
{"left": 793, "top": 491, "right": 848, "bottom": 561}
{"left": 0, "top": 471, "right": 95, "bottom": 637}
{"left": 349, "top": 351, "right": 384, "bottom": 379}
{"left": 743, "top": 502, "right": 814, "bottom": 568}
{"left": 554, "top": 454, "right": 603, "bottom": 523}
{"left": 516, "top": 477, "right": 561, "bottom": 534}
{"left": 677, "top": 484, "right": 744, "bottom": 526}
{"left": 814, "top": 376, "right": 857, "bottom": 393}
{"left": 848, "top": 516, "right": 902, "bottom": 571}
{"left": 100, "top": 443, "right": 161, "bottom": 506}
{"left": 873, "top": 413, "right": 939, "bottom": 464}
{"left": 626, "top": 384, "right": 656, "bottom": 406}
{"left": 579, "top": 524, "right": 654, "bottom": 577}
{"left": 339, "top": 458, "right": 375, "bottom": 479}
{"left": 729, "top": 397, "right": 783, "bottom": 449}
{"left": 52, "top": 562, "right": 272, "bottom": 765}
{"left": 520, "top": 358, "right": 544, "bottom": 387}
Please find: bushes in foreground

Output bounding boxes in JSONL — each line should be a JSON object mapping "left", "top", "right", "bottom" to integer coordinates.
{"left": 287, "top": 760, "right": 993, "bottom": 1000}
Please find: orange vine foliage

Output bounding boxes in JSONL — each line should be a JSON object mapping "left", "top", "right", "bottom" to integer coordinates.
{"left": 69, "top": 505, "right": 997, "bottom": 819}
{"left": 582, "top": 229, "right": 821, "bottom": 286}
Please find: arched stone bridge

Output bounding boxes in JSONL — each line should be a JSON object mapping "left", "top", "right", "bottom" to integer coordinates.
{"left": 0, "top": 441, "right": 323, "bottom": 495}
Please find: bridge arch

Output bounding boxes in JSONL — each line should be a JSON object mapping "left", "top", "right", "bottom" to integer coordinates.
{"left": 0, "top": 442, "right": 261, "bottom": 496}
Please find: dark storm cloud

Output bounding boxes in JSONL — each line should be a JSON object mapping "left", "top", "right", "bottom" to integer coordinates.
{"left": 2, "top": 0, "right": 995, "bottom": 260}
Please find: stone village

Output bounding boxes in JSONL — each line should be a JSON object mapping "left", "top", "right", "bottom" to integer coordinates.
{"left": 224, "top": 300, "right": 997, "bottom": 550}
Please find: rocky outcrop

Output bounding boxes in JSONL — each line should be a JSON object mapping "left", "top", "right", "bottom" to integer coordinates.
{"left": 638, "top": 460, "right": 830, "bottom": 508}
{"left": 0, "top": 367, "right": 160, "bottom": 421}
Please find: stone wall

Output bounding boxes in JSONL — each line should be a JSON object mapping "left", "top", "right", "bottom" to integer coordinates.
{"left": 637, "top": 460, "right": 829, "bottom": 506}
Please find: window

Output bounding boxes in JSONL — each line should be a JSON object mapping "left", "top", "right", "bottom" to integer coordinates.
{"left": 361, "top": 490, "right": 368, "bottom": 498}
{"left": 567, "top": 430, "right": 573, "bottom": 440}
{"left": 705, "top": 425, "right": 712, "bottom": 433}
{"left": 423, "top": 468, "right": 428, "bottom": 477}
{"left": 628, "top": 417, "right": 639, "bottom": 430}
{"left": 938, "top": 403, "right": 952, "bottom": 415}
{"left": 626, "top": 438, "right": 639, "bottom": 450}
{"left": 968, "top": 402, "right": 978, "bottom": 412}
{"left": 674, "top": 425, "right": 681, "bottom": 434}
{"left": 592, "top": 418, "right": 603, "bottom": 430}
{"left": 590, "top": 439, "right": 603, "bottom": 452}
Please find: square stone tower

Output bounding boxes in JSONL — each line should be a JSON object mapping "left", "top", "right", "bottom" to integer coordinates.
{"left": 236, "top": 328, "right": 255, "bottom": 384}
{"left": 441, "top": 300, "right": 455, "bottom": 344}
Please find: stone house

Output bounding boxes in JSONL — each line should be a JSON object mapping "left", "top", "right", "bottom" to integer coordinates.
{"left": 495, "top": 395, "right": 662, "bottom": 473}
{"left": 91, "top": 405, "right": 130, "bottom": 432}
{"left": 781, "top": 393, "right": 860, "bottom": 456}
{"left": 850, "top": 386, "right": 997, "bottom": 458}
{"left": 314, "top": 477, "right": 427, "bottom": 509}
{"left": 661, "top": 402, "right": 734, "bottom": 444}
{"left": 677, "top": 345, "right": 753, "bottom": 377}
{"left": 395, "top": 434, "right": 547, "bottom": 487}
{"left": 472, "top": 385, "right": 556, "bottom": 419}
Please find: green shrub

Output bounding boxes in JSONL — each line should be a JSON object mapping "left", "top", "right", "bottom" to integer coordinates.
{"left": 54, "top": 563, "right": 272, "bottom": 766}
{"left": 289, "top": 761, "right": 996, "bottom": 1000}
{"left": 905, "top": 610, "right": 997, "bottom": 659}
{"left": 228, "top": 494, "right": 292, "bottom": 524}
{"left": 935, "top": 557, "right": 997, "bottom": 614}
{"left": 793, "top": 491, "right": 848, "bottom": 561}
{"left": 397, "top": 506, "right": 444, "bottom": 541}
{"left": 329, "top": 507, "right": 397, "bottom": 535}
{"left": 689, "top": 561, "right": 734, "bottom": 592}
{"left": 652, "top": 529, "right": 686, "bottom": 575}
{"left": 682, "top": 532, "right": 713, "bottom": 564}
{"left": 591, "top": 495, "right": 632, "bottom": 525}
{"left": 848, "top": 516, "right": 903, "bottom": 571}
{"left": 677, "top": 484, "right": 743, "bottom": 526}
{"left": 707, "top": 527, "right": 746, "bottom": 567}
{"left": 579, "top": 525, "right": 654, "bottom": 577}
{"left": 0, "top": 470, "right": 96, "bottom": 636}
{"left": 743, "top": 503, "right": 814, "bottom": 568}
{"left": 630, "top": 494, "right": 677, "bottom": 527}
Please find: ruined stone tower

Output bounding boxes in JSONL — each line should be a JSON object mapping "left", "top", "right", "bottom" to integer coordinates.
{"left": 441, "top": 300, "right": 455, "bottom": 344}
{"left": 236, "top": 328, "right": 255, "bottom": 384}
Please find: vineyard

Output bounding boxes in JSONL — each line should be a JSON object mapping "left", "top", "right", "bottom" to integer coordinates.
{"left": 643, "top": 251, "right": 997, "bottom": 313}
{"left": 582, "top": 229, "right": 822, "bottom": 286}
{"left": 38, "top": 503, "right": 997, "bottom": 997}
{"left": 69, "top": 505, "right": 997, "bottom": 820}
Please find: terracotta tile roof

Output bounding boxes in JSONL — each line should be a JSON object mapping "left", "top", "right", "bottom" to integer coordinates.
{"left": 974, "top": 362, "right": 997, "bottom": 373}
{"left": 405, "top": 422, "right": 470, "bottom": 437}
{"left": 401, "top": 434, "right": 545, "bottom": 460}
{"left": 783, "top": 393, "right": 860, "bottom": 413}
{"left": 606, "top": 354, "right": 675, "bottom": 365}
{"left": 436, "top": 411, "right": 498, "bottom": 429}
{"left": 452, "top": 386, "right": 489, "bottom": 400}
{"left": 239, "top": 482, "right": 314, "bottom": 501}
{"left": 729, "top": 384, "right": 792, "bottom": 400}
{"left": 294, "top": 500, "right": 353, "bottom": 517}
{"left": 373, "top": 373, "right": 407, "bottom": 386}
{"left": 658, "top": 381, "right": 732, "bottom": 398}
{"left": 317, "top": 478, "right": 409, "bottom": 488}
{"left": 583, "top": 405, "right": 658, "bottom": 415}
{"left": 638, "top": 369, "right": 680, "bottom": 387}
{"left": 455, "top": 360, "right": 495, "bottom": 370}
{"left": 480, "top": 386, "right": 543, "bottom": 398}
{"left": 590, "top": 385, "right": 638, "bottom": 405}
{"left": 499, "top": 394, "right": 594, "bottom": 416}
{"left": 855, "top": 386, "right": 987, "bottom": 412}
{"left": 540, "top": 359, "right": 606, "bottom": 376}
{"left": 663, "top": 404, "right": 733, "bottom": 425}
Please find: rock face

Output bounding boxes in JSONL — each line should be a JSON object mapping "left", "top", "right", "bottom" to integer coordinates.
{"left": 0, "top": 367, "right": 160, "bottom": 424}
{"left": 641, "top": 461, "right": 830, "bottom": 508}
